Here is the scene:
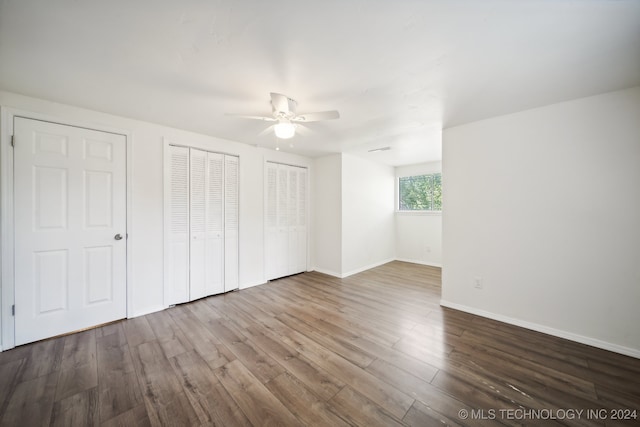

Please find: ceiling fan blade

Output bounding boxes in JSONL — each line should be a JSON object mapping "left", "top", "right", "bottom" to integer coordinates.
{"left": 258, "top": 125, "right": 275, "bottom": 136}
{"left": 293, "top": 110, "right": 340, "bottom": 122}
{"left": 270, "top": 92, "right": 296, "bottom": 114}
{"left": 224, "top": 113, "right": 276, "bottom": 122}
{"left": 294, "top": 123, "right": 310, "bottom": 136}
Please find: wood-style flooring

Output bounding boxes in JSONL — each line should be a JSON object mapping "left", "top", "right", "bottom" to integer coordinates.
{"left": 0, "top": 261, "right": 639, "bottom": 426}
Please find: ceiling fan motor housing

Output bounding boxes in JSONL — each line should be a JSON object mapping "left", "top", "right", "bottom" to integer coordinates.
{"left": 272, "top": 96, "right": 298, "bottom": 118}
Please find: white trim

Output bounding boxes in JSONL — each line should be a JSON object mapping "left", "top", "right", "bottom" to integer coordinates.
{"left": 341, "top": 258, "right": 396, "bottom": 278}
{"left": 440, "top": 299, "right": 640, "bottom": 360}
{"left": 0, "top": 108, "right": 133, "bottom": 351}
{"left": 125, "top": 124, "right": 134, "bottom": 319}
{"left": 311, "top": 267, "right": 343, "bottom": 278}
{"left": 313, "top": 258, "right": 398, "bottom": 279}
{"left": 395, "top": 258, "right": 442, "bottom": 268}
{"left": 240, "top": 280, "right": 267, "bottom": 290}
{"left": 395, "top": 210, "right": 442, "bottom": 216}
{"left": 128, "top": 304, "right": 165, "bottom": 319}
{"left": 162, "top": 139, "right": 172, "bottom": 308}
{"left": 0, "top": 106, "right": 14, "bottom": 351}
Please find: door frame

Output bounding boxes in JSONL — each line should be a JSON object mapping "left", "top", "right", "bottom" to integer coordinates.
{"left": 0, "top": 107, "right": 133, "bottom": 351}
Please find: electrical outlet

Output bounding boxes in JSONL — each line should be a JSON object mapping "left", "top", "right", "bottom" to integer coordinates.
{"left": 474, "top": 276, "right": 483, "bottom": 289}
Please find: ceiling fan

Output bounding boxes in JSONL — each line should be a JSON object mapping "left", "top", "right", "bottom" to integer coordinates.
{"left": 227, "top": 92, "right": 340, "bottom": 139}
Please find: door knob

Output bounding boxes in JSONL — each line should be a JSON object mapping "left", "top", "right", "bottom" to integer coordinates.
{"left": 114, "top": 234, "right": 123, "bottom": 241}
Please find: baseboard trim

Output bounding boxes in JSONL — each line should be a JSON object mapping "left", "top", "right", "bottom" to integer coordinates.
{"left": 341, "top": 258, "right": 396, "bottom": 278}
{"left": 311, "top": 267, "right": 343, "bottom": 278}
{"left": 440, "top": 300, "right": 640, "bottom": 359}
{"left": 240, "top": 281, "right": 267, "bottom": 290}
{"left": 395, "top": 258, "right": 442, "bottom": 268}
{"left": 313, "top": 258, "right": 439, "bottom": 278}
{"left": 129, "top": 305, "right": 165, "bottom": 319}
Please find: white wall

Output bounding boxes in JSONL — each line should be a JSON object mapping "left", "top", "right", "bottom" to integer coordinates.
{"left": 0, "top": 91, "right": 314, "bottom": 341}
{"left": 313, "top": 154, "right": 342, "bottom": 276}
{"left": 341, "top": 154, "right": 395, "bottom": 276}
{"left": 442, "top": 86, "right": 640, "bottom": 357}
{"left": 395, "top": 161, "right": 442, "bottom": 267}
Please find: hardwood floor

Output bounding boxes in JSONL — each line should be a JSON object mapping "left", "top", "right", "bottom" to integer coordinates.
{"left": 1, "top": 261, "right": 639, "bottom": 426}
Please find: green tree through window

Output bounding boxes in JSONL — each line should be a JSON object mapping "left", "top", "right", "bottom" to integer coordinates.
{"left": 399, "top": 173, "right": 442, "bottom": 211}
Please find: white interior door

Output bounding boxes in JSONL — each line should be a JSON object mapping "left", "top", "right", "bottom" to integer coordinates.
{"left": 14, "top": 117, "right": 127, "bottom": 345}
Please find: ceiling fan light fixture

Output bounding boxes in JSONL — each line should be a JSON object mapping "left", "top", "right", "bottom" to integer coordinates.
{"left": 274, "top": 121, "right": 295, "bottom": 139}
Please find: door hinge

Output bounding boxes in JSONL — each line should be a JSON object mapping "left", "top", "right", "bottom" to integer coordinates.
{"left": 10, "top": 135, "right": 15, "bottom": 147}
{"left": 12, "top": 305, "right": 15, "bottom": 316}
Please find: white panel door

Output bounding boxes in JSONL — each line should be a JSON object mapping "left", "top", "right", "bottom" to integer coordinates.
{"left": 14, "top": 117, "right": 127, "bottom": 345}
{"left": 206, "top": 152, "right": 224, "bottom": 296}
{"left": 224, "top": 155, "right": 239, "bottom": 291}
{"left": 189, "top": 149, "right": 207, "bottom": 300}
{"left": 167, "top": 145, "right": 190, "bottom": 304}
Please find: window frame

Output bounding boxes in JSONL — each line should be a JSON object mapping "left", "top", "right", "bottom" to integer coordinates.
{"left": 396, "top": 172, "right": 442, "bottom": 213}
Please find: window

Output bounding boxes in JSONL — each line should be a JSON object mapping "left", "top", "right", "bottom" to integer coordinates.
{"left": 398, "top": 173, "right": 442, "bottom": 211}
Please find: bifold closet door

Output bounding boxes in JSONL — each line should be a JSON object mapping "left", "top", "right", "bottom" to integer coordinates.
{"left": 207, "top": 153, "right": 225, "bottom": 295}
{"left": 190, "top": 149, "right": 225, "bottom": 300}
{"left": 294, "top": 167, "right": 308, "bottom": 273}
{"left": 189, "top": 149, "right": 207, "bottom": 300}
{"left": 265, "top": 162, "right": 307, "bottom": 281}
{"left": 265, "top": 162, "right": 279, "bottom": 281}
{"left": 224, "top": 155, "right": 239, "bottom": 291}
{"left": 167, "top": 146, "right": 237, "bottom": 305}
{"left": 276, "top": 164, "right": 290, "bottom": 277}
{"left": 168, "top": 145, "right": 190, "bottom": 304}
{"left": 287, "top": 167, "right": 298, "bottom": 274}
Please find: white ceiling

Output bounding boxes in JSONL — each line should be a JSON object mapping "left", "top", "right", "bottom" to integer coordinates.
{"left": 1, "top": 1, "right": 639, "bottom": 166}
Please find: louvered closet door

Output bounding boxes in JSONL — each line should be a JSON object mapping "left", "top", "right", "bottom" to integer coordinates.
{"left": 166, "top": 146, "right": 236, "bottom": 305}
{"left": 296, "top": 167, "right": 308, "bottom": 273}
{"left": 287, "top": 167, "right": 299, "bottom": 275}
{"left": 224, "top": 155, "right": 239, "bottom": 291}
{"left": 265, "top": 162, "right": 279, "bottom": 280}
{"left": 265, "top": 162, "right": 307, "bottom": 281}
{"left": 189, "top": 149, "right": 207, "bottom": 300}
{"left": 168, "top": 145, "right": 190, "bottom": 304}
{"left": 276, "top": 164, "right": 289, "bottom": 278}
{"left": 206, "top": 153, "right": 224, "bottom": 296}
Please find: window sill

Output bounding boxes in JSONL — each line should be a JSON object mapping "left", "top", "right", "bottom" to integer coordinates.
{"left": 395, "top": 210, "right": 442, "bottom": 216}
